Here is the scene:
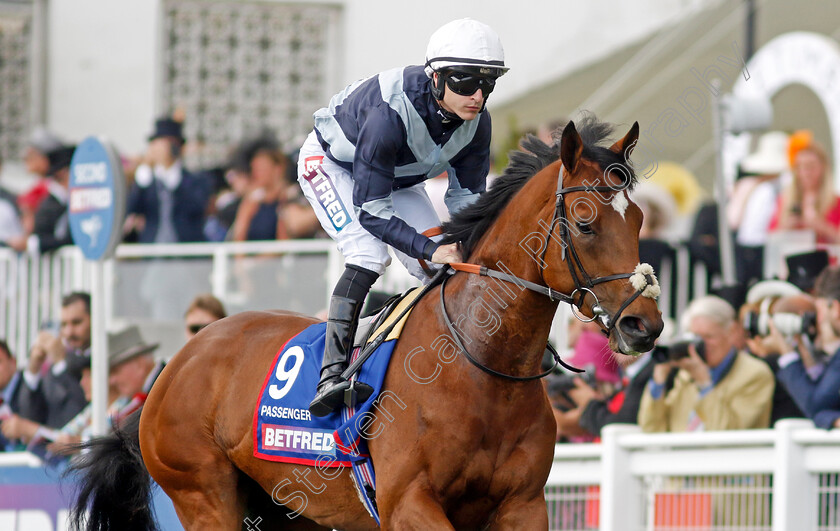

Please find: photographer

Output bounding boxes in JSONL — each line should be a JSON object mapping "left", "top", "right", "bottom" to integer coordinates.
{"left": 758, "top": 266, "right": 840, "bottom": 429}
{"left": 741, "top": 290, "right": 812, "bottom": 423}
{"left": 639, "top": 296, "right": 775, "bottom": 432}
{"left": 546, "top": 319, "right": 622, "bottom": 442}
{"left": 575, "top": 352, "right": 655, "bottom": 438}
{"left": 546, "top": 364, "right": 607, "bottom": 442}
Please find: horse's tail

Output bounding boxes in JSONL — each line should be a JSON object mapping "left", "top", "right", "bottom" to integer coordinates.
{"left": 68, "top": 408, "right": 156, "bottom": 531}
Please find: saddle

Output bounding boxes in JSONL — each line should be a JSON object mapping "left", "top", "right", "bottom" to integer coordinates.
{"left": 353, "top": 293, "right": 404, "bottom": 349}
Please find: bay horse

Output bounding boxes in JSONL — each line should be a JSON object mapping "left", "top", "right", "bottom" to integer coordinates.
{"left": 70, "top": 115, "right": 663, "bottom": 530}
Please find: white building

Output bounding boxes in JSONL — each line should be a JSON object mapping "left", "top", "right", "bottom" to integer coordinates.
{"left": 0, "top": 0, "right": 837, "bottom": 190}
{"left": 1, "top": 0, "right": 733, "bottom": 185}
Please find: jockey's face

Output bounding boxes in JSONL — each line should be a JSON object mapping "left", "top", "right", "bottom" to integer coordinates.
{"left": 436, "top": 73, "right": 486, "bottom": 121}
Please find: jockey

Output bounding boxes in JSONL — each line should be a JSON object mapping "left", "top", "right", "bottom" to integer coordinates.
{"left": 299, "top": 18, "right": 509, "bottom": 417}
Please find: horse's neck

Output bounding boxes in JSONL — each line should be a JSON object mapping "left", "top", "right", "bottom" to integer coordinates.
{"left": 443, "top": 163, "right": 566, "bottom": 375}
{"left": 442, "top": 271, "right": 558, "bottom": 378}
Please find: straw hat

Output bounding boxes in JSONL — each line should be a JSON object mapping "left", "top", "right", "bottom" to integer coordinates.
{"left": 741, "top": 131, "right": 789, "bottom": 176}
{"left": 643, "top": 161, "right": 704, "bottom": 215}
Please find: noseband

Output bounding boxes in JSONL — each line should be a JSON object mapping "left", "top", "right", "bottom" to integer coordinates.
{"left": 441, "top": 163, "right": 660, "bottom": 381}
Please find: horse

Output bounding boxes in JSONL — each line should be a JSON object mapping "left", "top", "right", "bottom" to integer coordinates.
{"left": 70, "top": 115, "right": 663, "bottom": 530}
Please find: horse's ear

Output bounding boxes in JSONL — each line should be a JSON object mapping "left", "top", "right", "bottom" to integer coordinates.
{"left": 560, "top": 121, "right": 583, "bottom": 173}
{"left": 610, "top": 121, "right": 640, "bottom": 160}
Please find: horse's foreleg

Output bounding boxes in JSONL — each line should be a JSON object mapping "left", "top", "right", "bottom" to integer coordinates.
{"left": 378, "top": 484, "right": 456, "bottom": 531}
{"left": 487, "top": 496, "right": 549, "bottom": 530}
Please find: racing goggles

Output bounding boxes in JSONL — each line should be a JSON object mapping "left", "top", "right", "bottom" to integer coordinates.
{"left": 444, "top": 71, "right": 497, "bottom": 97}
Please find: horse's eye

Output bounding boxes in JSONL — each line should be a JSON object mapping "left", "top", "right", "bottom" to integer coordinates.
{"left": 577, "top": 222, "right": 594, "bottom": 235}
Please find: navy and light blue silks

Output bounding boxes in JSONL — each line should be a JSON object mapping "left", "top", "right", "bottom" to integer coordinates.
{"left": 313, "top": 65, "right": 490, "bottom": 260}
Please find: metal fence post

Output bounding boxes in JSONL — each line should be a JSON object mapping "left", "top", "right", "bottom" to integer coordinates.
{"left": 211, "top": 246, "right": 228, "bottom": 300}
{"left": 601, "top": 424, "right": 642, "bottom": 531}
{"left": 773, "top": 418, "right": 816, "bottom": 531}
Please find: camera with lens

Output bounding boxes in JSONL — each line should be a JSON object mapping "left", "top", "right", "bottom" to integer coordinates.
{"left": 743, "top": 310, "right": 817, "bottom": 340}
{"left": 651, "top": 336, "right": 705, "bottom": 364}
{"left": 546, "top": 363, "right": 597, "bottom": 396}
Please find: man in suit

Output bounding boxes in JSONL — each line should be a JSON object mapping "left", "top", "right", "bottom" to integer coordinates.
{"left": 3, "top": 292, "right": 91, "bottom": 435}
{"left": 124, "top": 118, "right": 212, "bottom": 319}
{"left": 125, "top": 117, "right": 210, "bottom": 243}
{"left": 758, "top": 266, "right": 840, "bottom": 429}
{"left": 26, "top": 145, "right": 76, "bottom": 254}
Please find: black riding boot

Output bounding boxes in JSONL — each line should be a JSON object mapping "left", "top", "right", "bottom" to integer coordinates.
{"left": 309, "top": 266, "right": 378, "bottom": 417}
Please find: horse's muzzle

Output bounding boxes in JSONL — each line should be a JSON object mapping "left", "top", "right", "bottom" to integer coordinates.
{"left": 613, "top": 314, "right": 664, "bottom": 355}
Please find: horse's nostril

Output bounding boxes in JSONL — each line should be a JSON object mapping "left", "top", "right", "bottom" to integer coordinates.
{"left": 618, "top": 316, "right": 648, "bottom": 338}
{"left": 618, "top": 315, "right": 665, "bottom": 344}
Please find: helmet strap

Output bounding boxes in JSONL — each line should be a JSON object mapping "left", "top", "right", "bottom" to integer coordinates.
{"left": 431, "top": 71, "right": 446, "bottom": 100}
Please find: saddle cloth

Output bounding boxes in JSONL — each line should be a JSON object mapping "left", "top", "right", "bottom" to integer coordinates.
{"left": 253, "top": 287, "right": 421, "bottom": 466}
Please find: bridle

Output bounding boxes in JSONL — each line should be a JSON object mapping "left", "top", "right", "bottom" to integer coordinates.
{"left": 537, "top": 165, "right": 652, "bottom": 332}
{"left": 438, "top": 163, "right": 660, "bottom": 382}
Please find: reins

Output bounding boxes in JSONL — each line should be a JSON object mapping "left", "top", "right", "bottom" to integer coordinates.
{"left": 416, "top": 163, "right": 660, "bottom": 383}
{"left": 438, "top": 268, "right": 579, "bottom": 380}
{"left": 438, "top": 260, "right": 657, "bottom": 381}
{"left": 347, "top": 164, "right": 661, "bottom": 385}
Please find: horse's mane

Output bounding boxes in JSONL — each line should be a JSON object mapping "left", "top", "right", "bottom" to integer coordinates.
{"left": 440, "top": 113, "right": 637, "bottom": 258}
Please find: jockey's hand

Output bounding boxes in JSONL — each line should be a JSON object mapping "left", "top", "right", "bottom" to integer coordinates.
{"left": 430, "top": 243, "right": 463, "bottom": 264}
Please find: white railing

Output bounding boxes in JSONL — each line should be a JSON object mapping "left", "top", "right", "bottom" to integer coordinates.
{"left": 546, "top": 419, "right": 840, "bottom": 531}
{"left": 1, "top": 239, "right": 710, "bottom": 363}
{"left": 0, "top": 247, "right": 89, "bottom": 364}
{"left": 1, "top": 420, "right": 837, "bottom": 530}
{"left": 0, "top": 240, "right": 445, "bottom": 362}
{"left": 0, "top": 241, "right": 343, "bottom": 363}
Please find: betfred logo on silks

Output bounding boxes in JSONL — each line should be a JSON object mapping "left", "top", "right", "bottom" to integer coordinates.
{"left": 304, "top": 155, "right": 323, "bottom": 173}
{"left": 304, "top": 165, "right": 350, "bottom": 232}
{"left": 261, "top": 424, "right": 336, "bottom": 456}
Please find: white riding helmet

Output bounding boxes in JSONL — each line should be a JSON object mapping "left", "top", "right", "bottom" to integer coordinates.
{"left": 424, "top": 18, "right": 509, "bottom": 79}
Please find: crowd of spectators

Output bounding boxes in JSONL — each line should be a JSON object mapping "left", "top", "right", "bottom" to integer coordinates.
{"left": 0, "top": 116, "right": 323, "bottom": 256}
{"left": 3, "top": 118, "right": 840, "bottom": 456}
{"left": 0, "top": 292, "right": 226, "bottom": 459}
{"left": 545, "top": 269, "right": 840, "bottom": 441}
{"left": 541, "top": 125, "right": 840, "bottom": 441}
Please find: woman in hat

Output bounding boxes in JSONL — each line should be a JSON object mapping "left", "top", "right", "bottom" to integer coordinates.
{"left": 729, "top": 131, "right": 788, "bottom": 284}
{"left": 770, "top": 138, "right": 840, "bottom": 244}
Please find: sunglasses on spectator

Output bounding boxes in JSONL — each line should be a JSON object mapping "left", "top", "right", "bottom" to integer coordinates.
{"left": 187, "top": 323, "right": 212, "bottom": 335}
{"left": 445, "top": 72, "right": 496, "bottom": 97}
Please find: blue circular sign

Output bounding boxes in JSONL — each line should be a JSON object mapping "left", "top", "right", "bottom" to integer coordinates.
{"left": 68, "top": 137, "right": 126, "bottom": 261}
